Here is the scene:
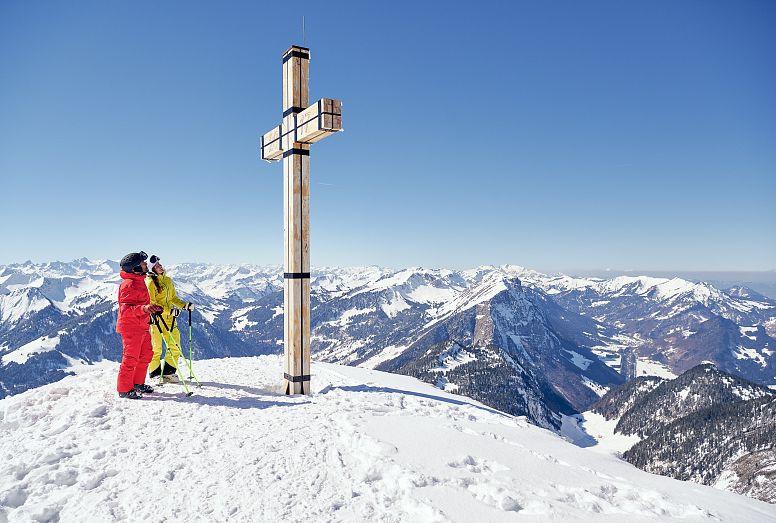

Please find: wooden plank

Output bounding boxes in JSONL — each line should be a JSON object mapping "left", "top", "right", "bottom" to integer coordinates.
{"left": 301, "top": 154, "right": 310, "bottom": 276}
{"left": 301, "top": 153, "right": 311, "bottom": 395}
{"left": 301, "top": 277, "right": 311, "bottom": 394}
{"left": 260, "top": 125, "right": 283, "bottom": 161}
{"left": 282, "top": 46, "right": 310, "bottom": 111}
{"left": 282, "top": 147, "right": 310, "bottom": 394}
{"left": 300, "top": 49, "right": 309, "bottom": 111}
{"left": 282, "top": 152, "right": 292, "bottom": 393}
{"left": 294, "top": 98, "right": 343, "bottom": 144}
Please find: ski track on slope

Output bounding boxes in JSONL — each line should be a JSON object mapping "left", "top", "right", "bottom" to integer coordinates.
{"left": 1, "top": 357, "right": 775, "bottom": 522}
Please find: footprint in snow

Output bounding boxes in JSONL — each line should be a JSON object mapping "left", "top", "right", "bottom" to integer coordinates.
{"left": 0, "top": 485, "right": 28, "bottom": 508}
{"left": 89, "top": 405, "right": 108, "bottom": 418}
{"left": 8, "top": 463, "right": 31, "bottom": 481}
{"left": 52, "top": 468, "right": 79, "bottom": 487}
{"left": 30, "top": 503, "right": 62, "bottom": 523}
{"left": 81, "top": 469, "right": 119, "bottom": 491}
{"left": 447, "top": 455, "right": 510, "bottom": 474}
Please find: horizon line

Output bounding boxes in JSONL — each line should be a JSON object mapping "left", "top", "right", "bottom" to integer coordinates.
{"left": 1, "top": 257, "right": 775, "bottom": 275}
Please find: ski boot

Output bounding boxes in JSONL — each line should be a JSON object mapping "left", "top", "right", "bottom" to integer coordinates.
{"left": 119, "top": 390, "right": 143, "bottom": 399}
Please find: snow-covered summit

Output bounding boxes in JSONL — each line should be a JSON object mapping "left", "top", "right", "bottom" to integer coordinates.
{"left": 1, "top": 356, "right": 774, "bottom": 522}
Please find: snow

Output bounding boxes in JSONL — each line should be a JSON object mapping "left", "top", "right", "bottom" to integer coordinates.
{"left": 581, "top": 377, "right": 609, "bottom": 397}
{"left": 430, "top": 273, "right": 511, "bottom": 324}
{"left": 0, "top": 289, "right": 51, "bottom": 325}
{"left": 564, "top": 350, "right": 593, "bottom": 371}
{"left": 380, "top": 293, "right": 411, "bottom": 318}
{"left": 48, "top": 277, "right": 116, "bottom": 313}
{"left": 678, "top": 387, "right": 691, "bottom": 401}
{"left": 435, "top": 374, "right": 458, "bottom": 393}
{"left": 230, "top": 306, "right": 258, "bottom": 331}
{"left": 1, "top": 335, "right": 61, "bottom": 365}
{"left": 740, "top": 326, "right": 759, "bottom": 341}
{"left": 313, "top": 266, "right": 390, "bottom": 296}
{"left": 195, "top": 305, "right": 223, "bottom": 324}
{"left": 602, "top": 276, "right": 666, "bottom": 296}
{"left": 636, "top": 358, "right": 677, "bottom": 379}
{"left": 349, "top": 268, "right": 454, "bottom": 299}
{"left": 430, "top": 345, "right": 477, "bottom": 373}
{"left": 734, "top": 347, "right": 768, "bottom": 368}
{"left": 232, "top": 316, "right": 257, "bottom": 331}
{"left": 652, "top": 277, "right": 699, "bottom": 300}
{"left": 406, "top": 284, "right": 458, "bottom": 304}
{"left": 362, "top": 344, "right": 408, "bottom": 369}
{"left": 572, "top": 411, "right": 642, "bottom": 454}
{"left": 334, "top": 307, "right": 376, "bottom": 327}
{"left": 2, "top": 356, "right": 774, "bottom": 522}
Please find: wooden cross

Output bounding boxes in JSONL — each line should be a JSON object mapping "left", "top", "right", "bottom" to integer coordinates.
{"left": 260, "top": 45, "right": 343, "bottom": 395}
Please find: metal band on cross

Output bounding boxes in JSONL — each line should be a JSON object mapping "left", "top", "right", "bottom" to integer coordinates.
{"left": 260, "top": 45, "right": 343, "bottom": 395}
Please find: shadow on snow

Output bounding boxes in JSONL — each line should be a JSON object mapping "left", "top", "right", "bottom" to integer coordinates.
{"left": 143, "top": 381, "right": 309, "bottom": 410}
{"left": 328, "top": 384, "right": 510, "bottom": 419}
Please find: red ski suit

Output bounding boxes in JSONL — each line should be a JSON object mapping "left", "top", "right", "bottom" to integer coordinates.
{"left": 116, "top": 271, "right": 153, "bottom": 393}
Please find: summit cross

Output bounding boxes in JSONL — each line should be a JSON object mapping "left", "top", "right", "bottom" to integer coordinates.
{"left": 260, "top": 45, "right": 343, "bottom": 395}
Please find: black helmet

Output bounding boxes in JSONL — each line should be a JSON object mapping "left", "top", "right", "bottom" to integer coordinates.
{"left": 120, "top": 251, "right": 148, "bottom": 273}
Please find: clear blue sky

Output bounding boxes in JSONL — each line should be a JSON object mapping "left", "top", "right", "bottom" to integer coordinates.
{"left": 1, "top": 1, "right": 774, "bottom": 271}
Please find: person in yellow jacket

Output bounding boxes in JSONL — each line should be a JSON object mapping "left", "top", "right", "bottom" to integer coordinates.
{"left": 145, "top": 255, "right": 194, "bottom": 379}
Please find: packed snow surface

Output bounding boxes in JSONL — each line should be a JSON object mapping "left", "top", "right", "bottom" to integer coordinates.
{"left": 2, "top": 357, "right": 775, "bottom": 522}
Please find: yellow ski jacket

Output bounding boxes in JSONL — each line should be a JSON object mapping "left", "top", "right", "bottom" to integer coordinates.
{"left": 145, "top": 273, "right": 187, "bottom": 316}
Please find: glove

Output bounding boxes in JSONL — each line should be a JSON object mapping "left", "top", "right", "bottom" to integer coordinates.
{"left": 142, "top": 304, "right": 163, "bottom": 314}
{"left": 171, "top": 307, "right": 181, "bottom": 318}
{"left": 185, "top": 302, "right": 195, "bottom": 311}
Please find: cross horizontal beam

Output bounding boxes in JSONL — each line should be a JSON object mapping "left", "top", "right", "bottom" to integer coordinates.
{"left": 260, "top": 98, "right": 343, "bottom": 161}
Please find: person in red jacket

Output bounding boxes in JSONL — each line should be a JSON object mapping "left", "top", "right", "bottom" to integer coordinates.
{"left": 116, "top": 251, "right": 162, "bottom": 399}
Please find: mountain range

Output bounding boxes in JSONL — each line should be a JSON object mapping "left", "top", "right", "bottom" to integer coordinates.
{"left": 1, "top": 260, "right": 775, "bottom": 431}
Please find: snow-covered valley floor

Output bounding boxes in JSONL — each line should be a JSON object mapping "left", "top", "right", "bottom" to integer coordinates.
{"left": 2, "top": 356, "right": 775, "bottom": 522}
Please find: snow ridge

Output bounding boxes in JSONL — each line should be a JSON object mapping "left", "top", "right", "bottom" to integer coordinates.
{"left": 1, "top": 357, "right": 774, "bottom": 522}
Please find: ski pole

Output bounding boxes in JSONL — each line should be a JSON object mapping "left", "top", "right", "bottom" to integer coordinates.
{"left": 187, "top": 308, "right": 196, "bottom": 381}
{"left": 158, "top": 311, "right": 199, "bottom": 389}
{"left": 151, "top": 314, "right": 167, "bottom": 386}
{"left": 181, "top": 314, "right": 201, "bottom": 388}
{"left": 170, "top": 307, "right": 179, "bottom": 332}
{"left": 188, "top": 308, "right": 192, "bottom": 372}
{"left": 158, "top": 327, "right": 194, "bottom": 395}
{"left": 151, "top": 314, "right": 194, "bottom": 396}
{"left": 173, "top": 306, "right": 197, "bottom": 384}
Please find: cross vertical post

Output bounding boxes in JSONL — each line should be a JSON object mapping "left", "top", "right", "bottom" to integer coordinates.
{"left": 260, "top": 45, "right": 343, "bottom": 395}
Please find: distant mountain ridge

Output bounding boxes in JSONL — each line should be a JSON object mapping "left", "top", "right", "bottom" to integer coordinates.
{"left": 1, "top": 260, "right": 775, "bottom": 430}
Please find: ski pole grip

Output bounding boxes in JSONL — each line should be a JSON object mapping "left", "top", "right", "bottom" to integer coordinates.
{"left": 188, "top": 308, "right": 192, "bottom": 326}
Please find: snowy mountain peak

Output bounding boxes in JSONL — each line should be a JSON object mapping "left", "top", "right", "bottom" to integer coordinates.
{"left": 2, "top": 356, "right": 774, "bottom": 522}
{"left": 0, "top": 287, "right": 54, "bottom": 325}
